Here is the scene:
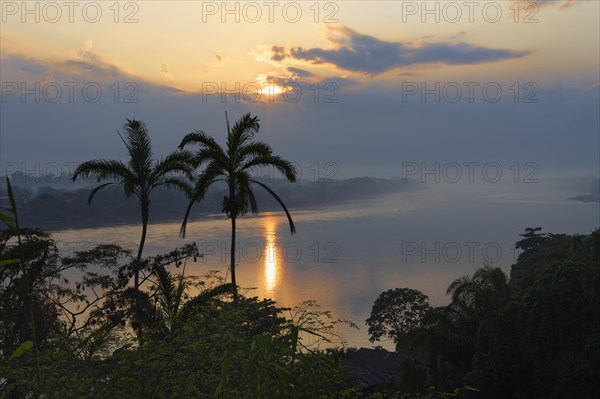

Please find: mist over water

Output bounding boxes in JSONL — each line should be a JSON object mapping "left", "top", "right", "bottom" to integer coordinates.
{"left": 50, "top": 180, "right": 599, "bottom": 349}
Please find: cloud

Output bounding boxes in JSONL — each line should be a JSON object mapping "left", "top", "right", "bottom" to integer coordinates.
{"left": 273, "top": 27, "right": 529, "bottom": 75}
{"left": 160, "top": 64, "right": 176, "bottom": 83}
{"left": 286, "top": 67, "right": 313, "bottom": 78}
{"left": 63, "top": 59, "right": 122, "bottom": 79}
{"left": 2, "top": 55, "right": 48, "bottom": 76}
{"left": 271, "top": 45, "right": 287, "bottom": 61}
{"left": 74, "top": 40, "right": 104, "bottom": 65}
{"left": 0, "top": 44, "right": 183, "bottom": 103}
{"left": 82, "top": 40, "right": 93, "bottom": 51}
{"left": 558, "top": 1, "right": 577, "bottom": 9}
{"left": 515, "top": 0, "right": 577, "bottom": 9}
{"left": 255, "top": 69, "right": 356, "bottom": 93}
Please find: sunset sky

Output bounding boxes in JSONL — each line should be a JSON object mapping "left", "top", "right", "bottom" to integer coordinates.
{"left": 1, "top": 0, "right": 598, "bottom": 179}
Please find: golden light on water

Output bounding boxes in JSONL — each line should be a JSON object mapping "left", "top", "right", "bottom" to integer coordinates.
{"left": 263, "top": 216, "right": 280, "bottom": 295}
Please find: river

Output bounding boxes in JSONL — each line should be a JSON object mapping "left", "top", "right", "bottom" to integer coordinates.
{"left": 50, "top": 180, "right": 599, "bottom": 349}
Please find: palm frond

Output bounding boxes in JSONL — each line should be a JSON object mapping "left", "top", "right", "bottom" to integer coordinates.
{"left": 123, "top": 179, "right": 140, "bottom": 198}
{"left": 225, "top": 110, "right": 231, "bottom": 135}
{"left": 179, "top": 131, "right": 222, "bottom": 151}
{"left": 72, "top": 160, "right": 133, "bottom": 182}
{"left": 173, "top": 273, "right": 187, "bottom": 317}
{"left": 193, "top": 148, "right": 228, "bottom": 169}
{"left": 242, "top": 155, "right": 297, "bottom": 182}
{"left": 226, "top": 113, "right": 260, "bottom": 157}
{"left": 87, "top": 182, "right": 116, "bottom": 205}
{"left": 123, "top": 119, "right": 153, "bottom": 177}
{"left": 446, "top": 275, "right": 473, "bottom": 297}
{"left": 180, "top": 176, "right": 224, "bottom": 238}
{"left": 237, "top": 141, "right": 273, "bottom": 161}
{"left": 250, "top": 179, "right": 296, "bottom": 234}
{"left": 157, "top": 178, "right": 193, "bottom": 196}
{"left": 179, "top": 131, "right": 228, "bottom": 169}
{"left": 235, "top": 171, "right": 258, "bottom": 215}
{"left": 191, "top": 164, "right": 227, "bottom": 200}
{"left": 246, "top": 185, "right": 258, "bottom": 215}
{"left": 180, "top": 197, "right": 197, "bottom": 239}
{"left": 179, "top": 283, "right": 235, "bottom": 318}
{"left": 150, "top": 150, "right": 195, "bottom": 182}
{"left": 153, "top": 265, "right": 176, "bottom": 314}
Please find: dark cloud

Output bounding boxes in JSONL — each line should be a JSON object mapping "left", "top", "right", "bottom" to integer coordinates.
{"left": 1, "top": 51, "right": 172, "bottom": 91}
{"left": 281, "top": 27, "right": 529, "bottom": 75}
{"left": 63, "top": 59, "right": 122, "bottom": 79}
{"left": 270, "top": 45, "right": 287, "bottom": 61}
{"left": 286, "top": 67, "right": 313, "bottom": 78}
{"left": 1, "top": 56, "right": 48, "bottom": 76}
{"left": 410, "top": 42, "right": 528, "bottom": 65}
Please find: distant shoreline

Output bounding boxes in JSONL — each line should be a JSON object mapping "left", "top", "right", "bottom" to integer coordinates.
{"left": 9, "top": 176, "right": 422, "bottom": 232}
{"left": 569, "top": 194, "right": 600, "bottom": 203}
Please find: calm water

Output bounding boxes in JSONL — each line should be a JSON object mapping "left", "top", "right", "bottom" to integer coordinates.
{"left": 50, "top": 181, "right": 599, "bottom": 349}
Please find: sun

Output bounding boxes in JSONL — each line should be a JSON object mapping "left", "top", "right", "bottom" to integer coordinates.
{"left": 255, "top": 74, "right": 285, "bottom": 97}
{"left": 260, "top": 84, "right": 284, "bottom": 95}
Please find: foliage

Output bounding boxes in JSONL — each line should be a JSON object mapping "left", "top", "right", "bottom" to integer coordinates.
{"left": 0, "top": 224, "right": 362, "bottom": 398}
{"left": 1, "top": 177, "right": 44, "bottom": 397}
{"left": 369, "top": 228, "right": 600, "bottom": 398}
{"left": 366, "top": 288, "right": 432, "bottom": 348}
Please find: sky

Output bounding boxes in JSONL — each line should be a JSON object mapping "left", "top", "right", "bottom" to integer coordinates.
{"left": 1, "top": 0, "right": 599, "bottom": 181}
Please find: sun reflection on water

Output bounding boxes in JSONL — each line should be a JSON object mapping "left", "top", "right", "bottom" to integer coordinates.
{"left": 263, "top": 216, "right": 280, "bottom": 295}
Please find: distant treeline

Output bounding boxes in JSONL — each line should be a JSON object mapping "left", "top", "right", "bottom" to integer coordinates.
{"left": 2, "top": 176, "right": 420, "bottom": 230}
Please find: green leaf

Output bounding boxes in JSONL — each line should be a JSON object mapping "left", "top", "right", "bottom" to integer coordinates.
{"left": 0, "top": 258, "right": 20, "bottom": 267}
{"left": 290, "top": 326, "right": 298, "bottom": 355}
{"left": 5, "top": 177, "right": 16, "bottom": 211}
{"left": 8, "top": 340, "right": 33, "bottom": 360}
{"left": 0, "top": 212, "right": 15, "bottom": 223}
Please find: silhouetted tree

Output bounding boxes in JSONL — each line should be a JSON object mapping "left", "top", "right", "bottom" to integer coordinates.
{"left": 72, "top": 119, "right": 194, "bottom": 291}
{"left": 179, "top": 112, "right": 297, "bottom": 303}
{"left": 366, "top": 287, "right": 431, "bottom": 347}
{"left": 72, "top": 119, "right": 193, "bottom": 341}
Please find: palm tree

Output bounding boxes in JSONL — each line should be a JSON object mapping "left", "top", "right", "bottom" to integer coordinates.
{"left": 151, "top": 264, "right": 189, "bottom": 334}
{"left": 445, "top": 266, "right": 510, "bottom": 325}
{"left": 179, "top": 112, "right": 297, "bottom": 304}
{"left": 408, "top": 266, "right": 510, "bottom": 385}
{"left": 72, "top": 119, "right": 194, "bottom": 292}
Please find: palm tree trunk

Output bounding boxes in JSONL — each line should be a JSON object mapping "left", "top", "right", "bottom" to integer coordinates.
{"left": 230, "top": 214, "right": 238, "bottom": 305}
{"left": 228, "top": 180, "right": 239, "bottom": 305}
{"left": 135, "top": 201, "right": 149, "bottom": 290}
{"left": 134, "top": 199, "right": 149, "bottom": 344}
{"left": 134, "top": 237, "right": 144, "bottom": 289}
